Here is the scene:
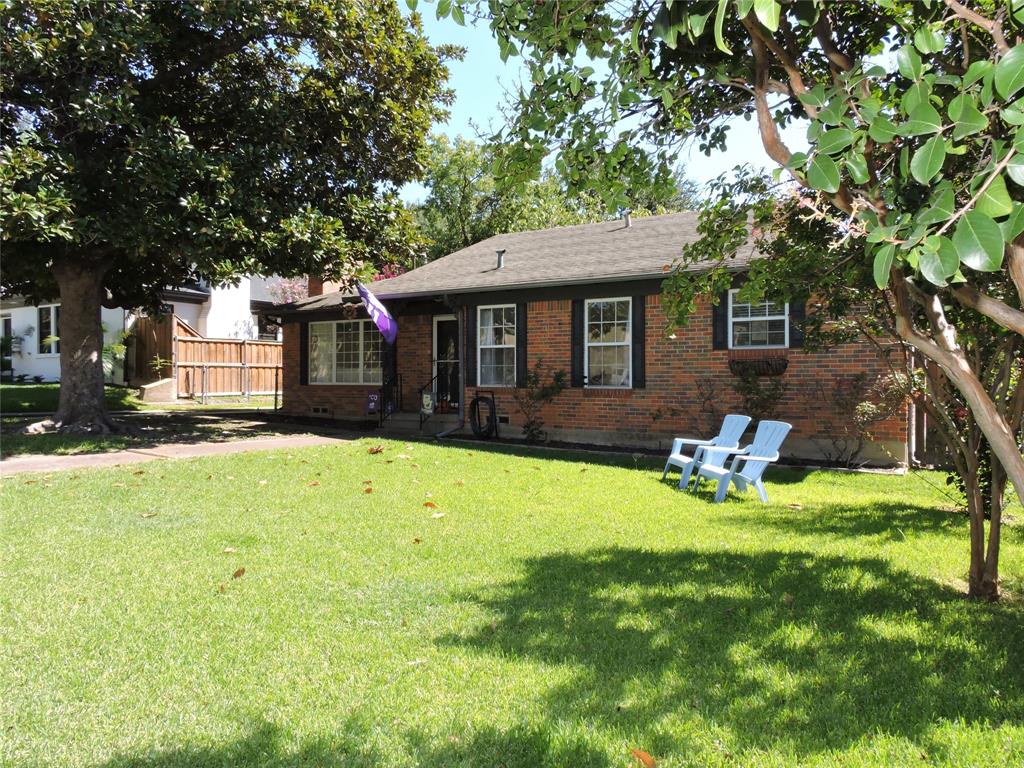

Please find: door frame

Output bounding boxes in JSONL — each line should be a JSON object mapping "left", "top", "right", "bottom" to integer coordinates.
{"left": 432, "top": 314, "right": 459, "bottom": 406}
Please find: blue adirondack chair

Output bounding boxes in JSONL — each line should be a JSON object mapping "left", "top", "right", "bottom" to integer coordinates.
{"left": 662, "top": 414, "right": 752, "bottom": 490}
{"left": 691, "top": 420, "right": 792, "bottom": 503}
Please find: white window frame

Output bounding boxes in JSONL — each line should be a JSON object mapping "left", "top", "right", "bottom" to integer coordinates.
{"left": 476, "top": 304, "right": 516, "bottom": 388}
{"left": 37, "top": 304, "right": 60, "bottom": 356}
{"left": 308, "top": 319, "right": 382, "bottom": 385}
{"left": 584, "top": 296, "right": 632, "bottom": 389}
{"left": 727, "top": 289, "right": 789, "bottom": 350}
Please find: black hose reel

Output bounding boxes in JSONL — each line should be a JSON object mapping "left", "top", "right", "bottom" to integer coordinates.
{"left": 469, "top": 391, "right": 498, "bottom": 439}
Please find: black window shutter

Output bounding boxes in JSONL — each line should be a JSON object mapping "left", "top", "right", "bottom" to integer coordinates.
{"left": 631, "top": 296, "right": 646, "bottom": 388}
{"left": 711, "top": 291, "right": 729, "bottom": 350}
{"left": 465, "top": 307, "right": 477, "bottom": 388}
{"left": 299, "top": 322, "right": 309, "bottom": 385}
{"left": 789, "top": 299, "right": 806, "bottom": 348}
{"left": 570, "top": 299, "right": 585, "bottom": 387}
{"left": 515, "top": 302, "right": 528, "bottom": 387}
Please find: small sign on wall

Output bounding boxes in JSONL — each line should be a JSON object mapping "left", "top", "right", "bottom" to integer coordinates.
{"left": 366, "top": 392, "right": 380, "bottom": 414}
{"left": 421, "top": 390, "right": 434, "bottom": 415}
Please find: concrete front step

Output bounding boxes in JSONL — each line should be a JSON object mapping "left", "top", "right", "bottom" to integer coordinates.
{"left": 378, "top": 411, "right": 464, "bottom": 436}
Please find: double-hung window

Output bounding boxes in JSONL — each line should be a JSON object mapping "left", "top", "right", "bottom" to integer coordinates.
{"left": 38, "top": 305, "right": 60, "bottom": 355}
{"left": 585, "top": 297, "right": 631, "bottom": 387}
{"left": 309, "top": 319, "right": 382, "bottom": 384}
{"left": 728, "top": 290, "right": 788, "bottom": 349}
{"left": 478, "top": 305, "right": 516, "bottom": 386}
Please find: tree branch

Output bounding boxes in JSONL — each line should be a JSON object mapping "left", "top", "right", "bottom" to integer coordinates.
{"left": 943, "top": 0, "right": 1010, "bottom": 54}
{"left": 951, "top": 284, "right": 1024, "bottom": 336}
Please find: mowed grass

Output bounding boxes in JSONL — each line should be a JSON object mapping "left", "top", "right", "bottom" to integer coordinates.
{"left": 1, "top": 439, "right": 1022, "bottom": 768}
{"left": 0, "top": 383, "right": 143, "bottom": 414}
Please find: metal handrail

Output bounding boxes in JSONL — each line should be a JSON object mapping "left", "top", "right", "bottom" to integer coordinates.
{"left": 378, "top": 374, "right": 402, "bottom": 426}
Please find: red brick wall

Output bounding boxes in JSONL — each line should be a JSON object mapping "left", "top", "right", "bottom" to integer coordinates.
{"left": 282, "top": 314, "right": 433, "bottom": 419}
{"left": 282, "top": 295, "right": 908, "bottom": 461}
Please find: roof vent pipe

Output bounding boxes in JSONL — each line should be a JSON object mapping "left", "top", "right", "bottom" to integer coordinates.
{"left": 623, "top": 209, "right": 632, "bottom": 228}
{"left": 496, "top": 249, "right": 506, "bottom": 269}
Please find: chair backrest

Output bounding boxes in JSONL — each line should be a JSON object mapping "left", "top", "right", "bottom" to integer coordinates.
{"left": 739, "top": 421, "right": 792, "bottom": 481}
{"left": 710, "top": 414, "right": 752, "bottom": 448}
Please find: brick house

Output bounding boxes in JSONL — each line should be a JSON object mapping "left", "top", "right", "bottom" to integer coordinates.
{"left": 275, "top": 212, "right": 909, "bottom": 465}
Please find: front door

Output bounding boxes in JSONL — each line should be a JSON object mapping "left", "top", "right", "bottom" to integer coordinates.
{"left": 432, "top": 315, "right": 460, "bottom": 411}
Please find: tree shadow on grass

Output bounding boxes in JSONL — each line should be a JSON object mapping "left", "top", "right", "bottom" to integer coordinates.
{"left": 91, "top": 719, "right": 613, "bottom": 768}
{"left": 440, "top": 547, "right": 1024, "bottom": 757}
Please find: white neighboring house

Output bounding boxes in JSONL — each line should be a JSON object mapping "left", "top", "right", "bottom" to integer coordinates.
{"left": 0, "top": 276, "right": 284, "bottom": 384}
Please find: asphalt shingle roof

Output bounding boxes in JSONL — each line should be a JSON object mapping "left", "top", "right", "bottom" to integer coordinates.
{"left": 287, "top": 211, "right": 756, "bottom": 312}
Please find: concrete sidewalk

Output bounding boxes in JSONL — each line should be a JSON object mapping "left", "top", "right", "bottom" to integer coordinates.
{"left": 0, "top": 433, "right": 351, "bottom": 476}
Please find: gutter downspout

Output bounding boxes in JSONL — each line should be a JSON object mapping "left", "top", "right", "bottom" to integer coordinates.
{"left": 437, "top": 304, "right": 466, "bottom": 438}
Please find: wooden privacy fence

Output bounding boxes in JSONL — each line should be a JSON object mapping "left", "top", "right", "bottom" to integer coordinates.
{"left": 130, "top": 315, "right": 282, "bottom": 401}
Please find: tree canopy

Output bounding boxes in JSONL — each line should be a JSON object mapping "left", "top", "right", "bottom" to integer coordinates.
{"left": 412, "top": 133, "right": 698, "bottom": 261}
{"left": 1, "top": 0, "right": 454, "bottom": 429}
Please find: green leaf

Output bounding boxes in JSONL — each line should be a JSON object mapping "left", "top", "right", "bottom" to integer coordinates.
{"left": 436, "top": 0, "right": 451, "bottom": 19}
{"left": 903, "top": 103, "right": 942, "bottom": 135}
{"left": 953, "top": 211, "right": 1005, "bottom": 271}
{"left": 807, "top": 153, "right": 841, "bottom": 193}
{"left": 754, "top": 0, "right": 780, "bottom": 32}
{"left": 817, "top": 128, "right": 854, "bottom": 154}
{"left": 799, "top": 84, "right": 826, "bottom": 108}
{"left": 910, "top": 134, "right": 946, "bottom": 183}
{"left": 897, "top": 45, "right": 923, "bottom": 80}
{"left": 845, "top": 153, "right": 869, "bottom": 184}
{"left": 901, "top": 82, "right": 929, "bottom": 113}
{"left": 994, "top": 44, "right": 1024, "bottom": 99}
{"left": 913, "top": 24, "right": 945, "bottom": 55}
{"left": 916, "top": 186, "right": 955, "bottom": 227}
{"left": 785, "top": 151, "right": 808, "bottom": 169}
{"left": 918, "top": 237, "right": 959, "bottom": 286}
{"left": 873, "top": 244, "right": 895, "bottom": 289}
{"left": 1007, "top": 154, "right": 1024, "bottom": 185}
{"left": 948, "top": 93, "right": 988, "bottom": 139}
{"left": 963, "top": 60, "right": 992, "bottom": 87}
{"left": 405, "top": 0, "right": 418, "bottom": 9}
{"left": 974, "top": 173, "right": 1014, "bottom": 218}
{"left": 689, "top": 11, "right": 711, "bottom": 37}
{"left": 868, "top": 115, "right": 897, "bottom": 143}
{"left": 713, "top": 0, "right": 732, "bottom": 55}
{"left": 450, "top": 3, "right": 465, "bottom": 25}
{"left": 1001, "top": 203, "right": 1024, "bottom": 240}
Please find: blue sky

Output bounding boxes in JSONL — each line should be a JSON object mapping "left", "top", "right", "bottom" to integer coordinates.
{"left": 401, "top": 10, "right": 808, "bottom": 203}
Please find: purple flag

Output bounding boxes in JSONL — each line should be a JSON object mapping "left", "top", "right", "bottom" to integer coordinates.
{"left": 357, "top": 282, "right": 397, "bottom": 345}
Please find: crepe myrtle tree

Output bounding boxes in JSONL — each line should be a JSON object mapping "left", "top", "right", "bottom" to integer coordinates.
{"left": 682, "top": 169, "right": 1022, "bottom": 597}
{"left": 431, "top": 0, "right": 1024, "bottom": 599}
{"left": 1, "top": 0, "right": 453, "bottom": 433}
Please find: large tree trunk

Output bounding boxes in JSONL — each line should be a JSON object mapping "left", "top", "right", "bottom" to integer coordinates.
{"left": 25, "top": 259, "right": 119, "bottom": 434}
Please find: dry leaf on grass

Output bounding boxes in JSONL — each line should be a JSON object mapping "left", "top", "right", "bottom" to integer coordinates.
{"left": 786, "top": 503, "right": 803, "bottom": 510}
{"left": 140, "top": 512, "right": 157, "bottom": 519}
{"left": 363, "top": 487, "right": 374, "bottom": 494}
{"left": 218, "top": 584, "right": 226, "bottom": 594}
{"left": 367, "top": 445, "right": 384, "bottom": 454}
{"left": 307, "top": 481, "right": 320, "bottom": 487}
{"left": 411, "top": 463, "right": 421, "bottom": 469}
{"left": 412, "top": 537, "right": 422, "bottom": 544}
{"left": 362, "top": 479, "right": 373, "bottom": 485}
{"left": 782, "top": 592, "right": 795, "bottom": 606}
{"left": 133, "top": 469, "right": 145, "bottom": 476}
{"left": 423, "top": 501, "right": 438, "bottom": 509}
{"left": 631, "top": 748, "right": 656, "bottom": 767}
{"left": 223, "top": 547, "right": 238, "bottom": 554}
{"left": 431, "top": 512, "right": 446, "bottom": 519}
{"left": 454, "top": 479, "right": 465, "bottom": 486}
{"left": 258, "top": 479, "right": 268, "bottom": 486}
{"left": 232, "top": 567, "right": 246, "bottom": 579}
{"left": 395, "top": 454, "right": 412, "bottom": 460}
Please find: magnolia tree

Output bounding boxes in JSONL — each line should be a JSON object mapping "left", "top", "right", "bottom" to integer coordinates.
{"left": 1, "top": 1, "right": 453, "bottom": 433}
{"left": 437, "top": 0, "right": 1024, "bottom": 598}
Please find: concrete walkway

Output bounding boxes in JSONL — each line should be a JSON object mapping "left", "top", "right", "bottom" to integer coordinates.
{"left": 0, "top": 433, "right": 351, "bottom": 476}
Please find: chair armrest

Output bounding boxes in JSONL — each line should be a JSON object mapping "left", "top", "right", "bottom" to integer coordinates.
{"left": 699, "top": 445, "right": 748, "bottom": 460}
{"left": 738, "top": 452, "right": 780, "bottom": 464}
{"left": 671, "top": 437, "right": 713, "bottom": 454}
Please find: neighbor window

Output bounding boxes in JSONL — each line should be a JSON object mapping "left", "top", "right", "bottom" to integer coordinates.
{"left": 309, "top": 319, "right": 382, "bottom": 384}
{"left": 728, "top": 290, "right": 788, "bottom": 348}
{"left": 37, "top": 305, "right": 60, "bottom": 355}
{"left": 585, "top": 297, "right": 631, "bottom": 387}
{"left": 478, "top": 305, "right": 516, "bottom": 386}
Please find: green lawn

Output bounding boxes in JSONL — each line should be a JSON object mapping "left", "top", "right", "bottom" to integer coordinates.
{"left": 1, "top": 439, "right": 1022, "bottom": 767}
{"left": 0, "top": 383, "right": 276, "bottom": 417}
{"left": 0, "top": 383, "right": 143, "bottom": 414}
